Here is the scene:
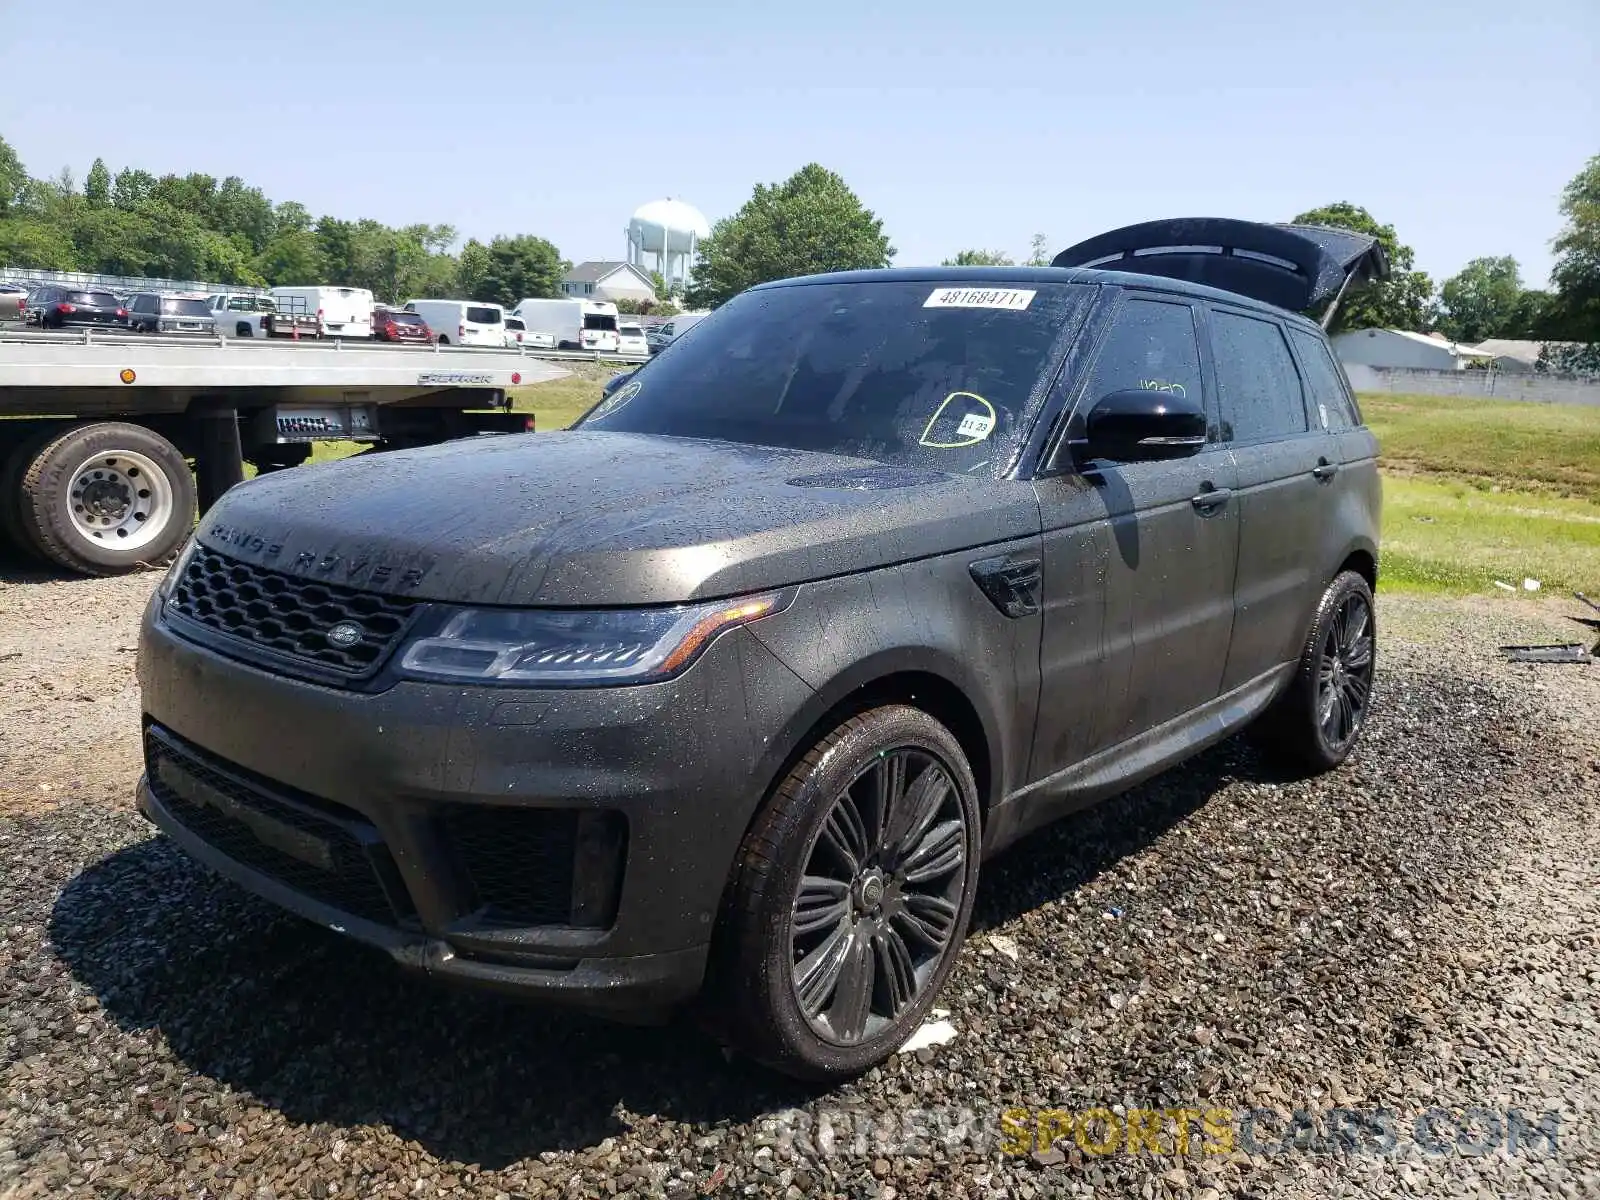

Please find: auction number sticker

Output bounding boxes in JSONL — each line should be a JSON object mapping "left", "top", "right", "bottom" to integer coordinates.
{"left": 923, "top": 287, "right": 1036, "bottom": 311}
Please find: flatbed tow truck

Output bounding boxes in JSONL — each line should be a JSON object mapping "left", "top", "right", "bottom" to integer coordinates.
{"left": 0, "top": 329, "right": 572, "bottom": 577}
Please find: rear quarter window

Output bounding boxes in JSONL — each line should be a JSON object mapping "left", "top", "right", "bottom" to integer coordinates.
{"left": 1288, "top": 327, "right": 1361, "bottom": 429}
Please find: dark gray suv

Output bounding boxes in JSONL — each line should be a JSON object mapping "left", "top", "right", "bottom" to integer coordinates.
{"left": 135, "top": 218, "right": 1385, "bottom": 1081}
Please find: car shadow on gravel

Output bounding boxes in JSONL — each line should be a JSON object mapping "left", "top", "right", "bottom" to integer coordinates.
{"left": 45, "top": 736, "right": 1277, "bottom": 1169}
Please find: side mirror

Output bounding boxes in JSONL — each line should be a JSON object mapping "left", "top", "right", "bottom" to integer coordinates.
{"left": 1077, "top": 388, "right": 1207, "bottom": 464}
{"left": 602, "top": 370, "right": 636, "bottom": 398}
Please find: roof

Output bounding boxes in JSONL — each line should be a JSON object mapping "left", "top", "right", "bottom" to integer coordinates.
{"left": 564, "top": 261, "right": 652, "bottom": 286}
{"left": 749, "top": 265, "right": 1326, "bottom": 330}
{"left": 1461, "top": 338, "right": 1544, "bottom": 365}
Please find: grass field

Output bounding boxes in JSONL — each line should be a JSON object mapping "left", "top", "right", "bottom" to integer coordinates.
{"left": 303, "top": 376, "right": 1600, "bottom": 598}
{"left": 1361, "top": 394, "right": 1600, "bottom": 595}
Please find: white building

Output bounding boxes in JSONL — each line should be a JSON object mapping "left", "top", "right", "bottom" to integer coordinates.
{"left": 561, "top": 261, "right": 657, "bottom": 304}
{"left": 1330, "top": 328, "right": 1490, "bottom": 372}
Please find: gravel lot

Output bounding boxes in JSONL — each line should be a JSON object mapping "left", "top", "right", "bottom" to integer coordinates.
{"left": 2, "top": 564, "right": 1598, "bottom": 1198}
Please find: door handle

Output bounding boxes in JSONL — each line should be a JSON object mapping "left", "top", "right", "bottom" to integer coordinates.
{"left": 1191, "top": 485, "right": 1233, "bottom": 514}
{"left": 1312, "top": 458, "right": 1339, "bottom": 481}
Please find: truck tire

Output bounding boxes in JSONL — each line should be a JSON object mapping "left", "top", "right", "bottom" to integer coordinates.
{"left": 0, "top": 423, "right": 57, "bottom": 559}
{"left": 15, "top": 421, "right": 197, "bottom": 576}
{"left": 236, "top": 322, "right": 254, "bottom": 338}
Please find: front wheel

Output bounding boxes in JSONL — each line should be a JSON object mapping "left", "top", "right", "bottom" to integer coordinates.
{"left": 712, "top": 705, "right": 981, "bottom": 1081}
{"left": 1257, "top": 570, "right": 1376, "bottom": 774}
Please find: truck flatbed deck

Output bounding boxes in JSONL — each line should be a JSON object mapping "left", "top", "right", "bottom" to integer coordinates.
{"left": 0, "top": 330, "right": 576, "bottom": 577}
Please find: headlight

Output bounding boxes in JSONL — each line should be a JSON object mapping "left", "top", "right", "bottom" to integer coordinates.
{"left": 157, "top": 533, "right": 199, "bottom": 597}
{"left": 396, "top": 590, "right": 793, "bottom": 687}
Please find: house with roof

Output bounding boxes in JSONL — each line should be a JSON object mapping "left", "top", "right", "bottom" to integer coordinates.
{"left": 1457, "top": 339, "right": 1545, "bottom": 373}
{"left": 1330, "top": 328, "right": 1493, "bottom": 372}
{"left": 561, "top": 261, "right": 657, "bottom": 304}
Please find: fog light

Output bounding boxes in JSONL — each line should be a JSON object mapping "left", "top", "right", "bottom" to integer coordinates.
{"left": 570, "top": 811, "right": 628, "bottom": 929}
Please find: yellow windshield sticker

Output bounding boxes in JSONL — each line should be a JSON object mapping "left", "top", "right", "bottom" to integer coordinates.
{"left": 920, "top": 392, "right": 997, "bottom": 448}
{"left": 593, "top": 380, "right": 641, "bottom": 418}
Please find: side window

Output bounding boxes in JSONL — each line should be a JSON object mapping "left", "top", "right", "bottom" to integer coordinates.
{"left": 1078, "top": 296, "right": 1204, "bottom": 418}
{"left": 1210, "top": 310, "right": 1308, "bottom": 442}
{"left": 1288, "top": 327, "right": 1360, "bottom": 430}
{"left": 138, "top": 296, "right": 156, "bottom": 313}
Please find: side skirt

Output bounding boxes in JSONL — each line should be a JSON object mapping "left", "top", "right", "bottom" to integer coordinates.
{"left": 982, "top": 662, "right": 1293, "bottom": 856}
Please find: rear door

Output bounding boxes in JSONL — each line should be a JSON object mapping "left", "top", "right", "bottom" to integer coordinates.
{"left": 461, "top": 305, "right": 505, "bottom": 345}
{"left": 1206, "top": 305, "right": 1338, "bottom": 690}
{"left": 1031, "top": 291, "right": 1239, "bottom": 778}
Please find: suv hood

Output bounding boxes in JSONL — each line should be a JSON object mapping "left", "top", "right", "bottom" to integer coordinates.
{"left": 197, "top": 431, "right": 1040, "bottom": 606}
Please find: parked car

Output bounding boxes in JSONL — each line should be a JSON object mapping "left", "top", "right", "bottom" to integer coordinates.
{"left": 511, "top": 297, "right": 621, "bottom": 352}
{"left": 0, "top": 281, "right": 26, "bottom": 321}
{"left": 270, "top": 285, "right": 376, "bottom": 339}
{"left": 502, "top": 315, "right": 554, "bottom": 350}
{"left": 402, "top": 299, "right": 505, "bottom": 347}
{"left": 24, "top": 285, "right": 128, "bottom": 330}
{"left": 616, "top": 321, "right": 649, "bottom": 357}
{"left": 208, "top": 293, "right": 318, "bottom": 339}
{"left": 135, "top": 217, "right": 1385, "bottom": 1082}
{"left": 124, "top": 293, "right": 218, "bottom": 336}
{"left": 372, "top": 306, "right": 433, "bottom": 344}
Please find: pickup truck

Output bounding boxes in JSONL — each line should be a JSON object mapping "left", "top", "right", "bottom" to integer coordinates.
{"left": 207, "top": 293, "right": 319, "bottom": 339}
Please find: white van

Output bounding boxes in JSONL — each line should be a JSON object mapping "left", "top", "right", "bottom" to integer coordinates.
{"left": 512, "top": 298, "right": 620, "bottom": 353}
{"left": 402, "top": 299, "right": 506, "bottom": 347}
{"left": 269, "top": 285, "right": 375, "bottom": 339}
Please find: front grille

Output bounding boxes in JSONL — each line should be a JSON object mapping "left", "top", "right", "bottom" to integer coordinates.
{"left": 167, "top": 546, "right": 421, "bottom": 680}
{"left": 441, "top": 806, "right": 580, "bottom": 926}
{"left": 145, "top": 726, "right": 414, "bottom": 927}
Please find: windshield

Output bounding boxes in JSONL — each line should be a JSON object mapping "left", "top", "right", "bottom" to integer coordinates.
{"left": 577, "top": 279, "right": 1079, "bottom": 474}
{"left": 504, "top": 317, "right": 524, "bottom": 330}
{"left": 619, "top": 325, "right": 644, "bottom": 337}
{"left": 70, "top": 291, "right": 120, "bottom": 307}
{"left": 161, "top": 298, "right": 211, "bottom": 316}
{"left": 465, "top": 306, "right": 502, "bottom": 324}
{"left": 583, "top": 313, "right": 618, "bottom": 331}
{"left": 386, "top": 311, "right": 425, "bottom": 326}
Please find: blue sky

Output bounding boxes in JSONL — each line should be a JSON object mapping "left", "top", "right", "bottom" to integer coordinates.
{"left": 1, "top": 1, "right": 1593, "bottom": 286}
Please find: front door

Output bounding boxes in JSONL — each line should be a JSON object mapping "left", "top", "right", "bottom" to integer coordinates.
{"left": 1031, "top": 293, "right": 1240, "bottom": 781}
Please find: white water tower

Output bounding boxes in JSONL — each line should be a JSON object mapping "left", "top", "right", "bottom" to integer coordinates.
{"left": 626, "top": 198, "right": 712, "bottom": 293}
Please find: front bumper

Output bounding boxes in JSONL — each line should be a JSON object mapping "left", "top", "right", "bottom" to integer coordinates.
{"left": 136, "top": 589, "right": 815, "bottom": 1016}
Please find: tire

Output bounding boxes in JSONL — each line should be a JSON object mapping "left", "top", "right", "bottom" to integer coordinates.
{"left": 0, "top": 424, "right": 58, "bottom": 559}
{"left": 236, "top": 322, "right": 253, "bottom": 338}
{"left": 437, "top": 334, "right": 450, "bottom": 346}
{"left": 711, "top": 705, "right": 982, "bottom": 1082}
{"left": 1256, "top": 570, "right": 1377, "bottom": 775}
{"left": 15, "top": 421, "right": 197, "bottom": 576}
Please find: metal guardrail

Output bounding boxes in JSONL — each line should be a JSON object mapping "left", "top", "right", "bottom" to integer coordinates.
{"left": 0, "top": 268, "right": 271, "bottom": 299}
{"left": 0, "top": 325, "right": 650, "bottom": 365}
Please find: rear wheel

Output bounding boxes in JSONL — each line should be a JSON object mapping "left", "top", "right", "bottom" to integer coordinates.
{"left": 1257, "top": 570, "right": 1376, "bottom": 774}
{"left": 15, "top": 421, "right": 196, "bottom": 575}
{"left": 437, "top": 334, "right": 451, "bottom": 345}
{"left": 712, "top": 705, "right": 981, "bottom": 1081}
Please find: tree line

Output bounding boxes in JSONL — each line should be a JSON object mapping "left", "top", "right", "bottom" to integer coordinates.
{"left": 0, "top": 135, "right": 566, "bottom": 307}
{"left": 3, "top": 131, "right": 1595, "bottom": 366}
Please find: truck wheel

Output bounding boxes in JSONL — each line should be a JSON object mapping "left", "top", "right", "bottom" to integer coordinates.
{"left": 0, "top": 425, "right": 55, "bottom": 558}
{"left": 236, "top": 322, "right": 253, "bottom": 338}
{"left": 711, "top": 705, "right": 982, "bottom": 1081}
{"left": 16, "top": 422, "right": 197, "bottom": 575}
{"left": 437, "top": 334, "right": 451, "bottom": 345}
